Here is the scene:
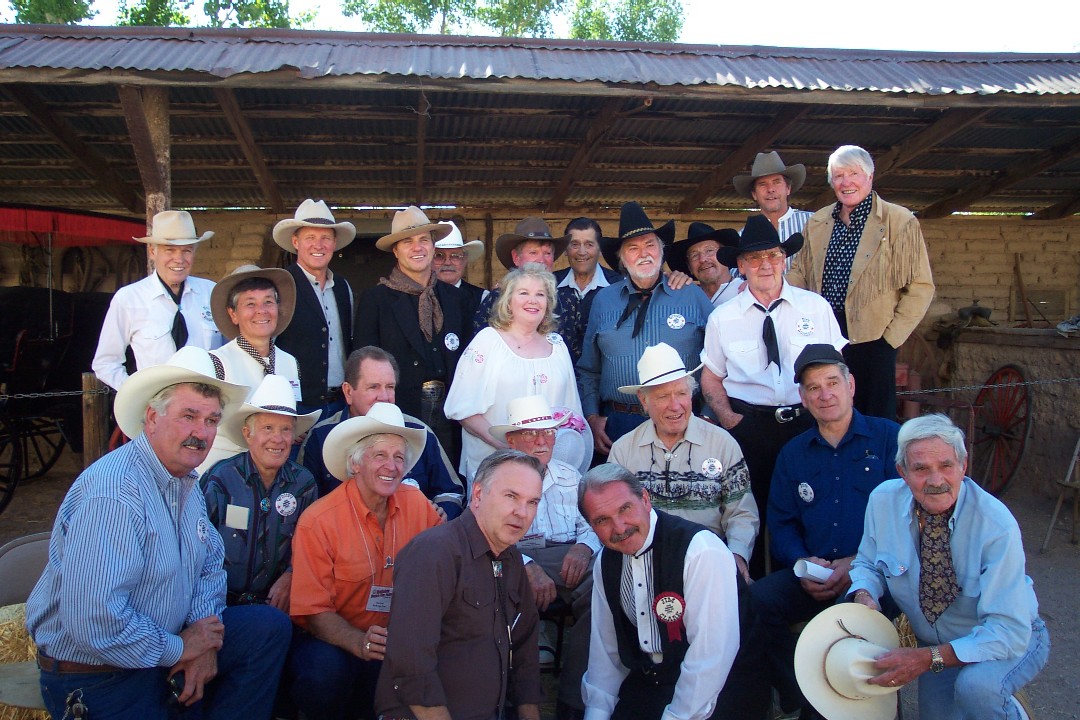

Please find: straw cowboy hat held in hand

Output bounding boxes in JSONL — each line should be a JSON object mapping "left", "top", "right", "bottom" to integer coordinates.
{"left": 794, "top": 603, "right": 901, "bottom": 720}
{"left": 135, "top": 210, "right": 213, "bottom": 246}
{"left": 114, "top": 346, "right": 248, "bottom": 440}
{"left": 376, "top": 206, "right": 453, "bottom": 251}
{"left": 216, "top": 374, "right": 320, "bottom": 448}
{"left": 599, "top": 202, "right": 675, "bottom": 271}
{"left": 731, "top": 151, "right": 807, "bottom": 199}
{"left": 321, "top": 402, "right": 428, "bottom": 482}
{"left": 494, "top": 218, "right": 570, "bottom": 270}
{"left": 273, "top": 199, "right": 357, "bottom": 252}
{"left": 617, "top": 342, "right": 703, "bottom": 395}
{"left": 210, "top": 265, "right": 297, "bottom": 342}
{"left": 489, "top": 395, "right": 570, "bottom": 444}
{"left": 435, "top": 220, "right": 484, "bottom": 263}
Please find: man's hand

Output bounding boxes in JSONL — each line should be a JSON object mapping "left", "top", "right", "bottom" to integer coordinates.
{"left": 587, "top": 414, "right": 612, "bottom": 454}
{"left": 799, "top": 555, "right": 854, "bottom": 602}
{"left": 430, "top": 500, "right": 448, "bottom": 522}
{"left": 560, "top": 543, "right": 593, "bottom": 589}
{"left": 361, "top": 624, "right": 388, "bottom": 661}
{"left": 852, "top": 588, "right": 880, "bottom": 611}
{"left": 267, "top": 571, "right": 292, "bottom": 613}
{"left": 525, "top": 561, "right": 557, "bottom": 611}
{"left": 170, "top": 649, "right": 218, "bottom": 706}
{"left": 733, "top": 554, "right": 752, "bottom": 584}
{"left": 868, "top": 647, "right": 932, "bottom": 689}
{"left": 178, "top": 615, "right": 224, "bottom": 662}
{"left": 717, "top": 410, "right": 744, "bottom": 431}
{"left": 664, "top": 270, "right": 693, "bottom": 290}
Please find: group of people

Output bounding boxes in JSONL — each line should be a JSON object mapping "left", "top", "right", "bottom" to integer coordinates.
{"left": 23, "top": 143, "right": 1044, "bottom": 720}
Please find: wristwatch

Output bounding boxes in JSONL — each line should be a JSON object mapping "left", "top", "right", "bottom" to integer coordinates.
{"left": 929, "top": 645, "right": 945, "bottom": 673}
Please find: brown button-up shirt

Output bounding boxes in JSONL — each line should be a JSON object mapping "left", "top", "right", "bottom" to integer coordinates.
{"left": 375, "top": 509, "right": 541, "bottom": 720}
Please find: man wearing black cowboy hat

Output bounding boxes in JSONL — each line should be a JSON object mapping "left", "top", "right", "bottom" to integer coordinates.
{"left": 667, "top": 222, "right": 742, "bottom": 307}
{"left": 578, "top": 202, "right": 714, "bottom": 454}
{"left": 700, "top": 215, "right": 845, "bottom": 579}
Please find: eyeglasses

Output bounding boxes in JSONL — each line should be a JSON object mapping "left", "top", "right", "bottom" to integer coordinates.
{"left": 435, "top": 251, "right": 466, "bottom": 262}
{"left": 512, "top": 428, "right": 557, "bottom": 440}
{"left": 741, "top": 249, "right": 786, "bottom": 267}
{"left": 687, "top": 246, "right": 719, "bottom": 263}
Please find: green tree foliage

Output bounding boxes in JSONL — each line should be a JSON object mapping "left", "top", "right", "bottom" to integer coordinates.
{"left": 10, "top": 0, "right": 94, "bottom": 23}
{"left": 570, "top": 0, "right": 682, "bottom": 42}
{"left": 342, "top": 0, "right": 476, "bottom": 34}
{"left": 474, "top": 0, "right": 566, "bottom": 37}
{"left": 117, "top": 0, "right": 190, "bottom": 26}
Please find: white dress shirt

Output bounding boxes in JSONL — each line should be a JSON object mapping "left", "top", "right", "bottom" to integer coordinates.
{"left": 558, "top": 267, "right": 611, "bottom": 300}
{"left": 701, "top": 280, "right": 845, "bottom": 406}
{"left": 520, "top": 460, "right": 601, "bottom": 562}
{"left": 295, "top": 264, "right": 353, "bottom": 389}
{"left": 92, "top": 273, "right": 223, "bottom": 391}
{"left": 583, "top": 510, "right": 740, "bottom": 720}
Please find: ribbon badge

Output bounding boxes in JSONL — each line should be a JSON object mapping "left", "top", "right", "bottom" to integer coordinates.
{"left": 653, "top": 592, "right": 687, "bottom": 642}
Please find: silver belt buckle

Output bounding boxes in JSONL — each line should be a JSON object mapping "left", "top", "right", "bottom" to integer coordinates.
{"left": 775, "top": 406, "right": 798, "bottom": 423}
{"left": 421, "top": 380, "right": 446, "bottom": 402}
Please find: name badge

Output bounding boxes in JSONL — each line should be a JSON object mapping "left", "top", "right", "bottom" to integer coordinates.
{"left": 517, "top": 532, "right": 546, "bottom": 550}
{"left": 444, "top": 332, "right": 460, "bottom": 351}
{"left": 225, "top": 504, "right": 249, "bottom": 530}
{"left": 289, "top": 378, "right": 302, "bottom": 402}
{"left": 367, "top": 585, "right": 393, "bottom": 613}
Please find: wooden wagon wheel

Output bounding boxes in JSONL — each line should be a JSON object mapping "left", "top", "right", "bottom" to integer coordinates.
{"left": 18, "top": 415, "right": 67, "bottom": 480}
{"left": 0, "top": 413, "right": 22, "bottom": 515}
{"left": 972, "top": 364, "right": 1032, "bottom": 496}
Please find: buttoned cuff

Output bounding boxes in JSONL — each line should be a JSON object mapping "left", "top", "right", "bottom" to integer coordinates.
{"left": 391, "top": 672, "right": 447, "bottom": 709}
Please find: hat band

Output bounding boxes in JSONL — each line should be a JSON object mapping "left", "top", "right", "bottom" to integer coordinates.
{"left": 398, "top": 222, "right": 431, "bottom": 233}
{"left": 621, "top": 226, "right": 656, "bottom": 239}
{"left": 301, "top": 217, "right": 335, "bottom": 225}
{"left": 257, "top": 404, "right": 299, "bottom": 414}
{"left": 640, "top": 367, "right": 687, "bottom": 386}
{"left": 513, "top": 414, "right": 555, "bottom": 426}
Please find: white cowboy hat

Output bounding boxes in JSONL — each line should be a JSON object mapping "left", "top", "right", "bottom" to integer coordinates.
{"left": 210, "top": 264, "right": 297, "bottom": 341}
{"left": 321, "top": 402, "right": 428, "bottom": 482}
{"left": 114, "top": 346, "right": 249, "bottom": 440}
{"left": 134, "top": 210, "right": 213, "bottom": 246}
{"left": 489, "top": 395, "right": 569, "bottom": 444}
{"left": 375, "top": 206, "right": 452, "bottom": 251}
{"left": 794, "top": 603, "right": 901, "bottom": 720}
{"left": 272, "top": 199, "right": 357, "bottom": 252}
{"left": 435, "top": 220, "right": 484, "bottom": 263}
{"left": 617, "top": 343, "right": 703, "bottom": 395}
{"left": 217, "top": 374, "right": 320, "bottom": 448}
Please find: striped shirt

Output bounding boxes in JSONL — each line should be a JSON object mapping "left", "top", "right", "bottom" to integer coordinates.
{"left": 26, "top": 433, "right": 226, "bottom": 669}
{"left": 732, "top": 206, "right": 813, "bottom": 278}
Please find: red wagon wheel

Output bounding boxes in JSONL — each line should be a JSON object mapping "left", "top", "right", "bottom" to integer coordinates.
{"left": 972, "top": 364, "right": 1032, "bottom": 496}
{"left": 0, "top": 414, "right": 23, "bottom": 515}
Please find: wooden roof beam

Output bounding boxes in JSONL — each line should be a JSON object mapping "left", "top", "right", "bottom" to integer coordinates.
{"left": 677, "top": 105, "right": 810, "bottom": 214}
{"left": 214, "top": 88, "right": 283, "bottom": 214}
{"left": 415, "top": 90, "right": 430, "bottom": 205}
{"left": 3, "top": 84, "right": 141, "bottom": 214}
{"left": 118, "top": 85, "right": 172, "bottom": 221}
{"left": 805, "top": 107, "right": 992, "bottom": 210}
{"left": 546, "top": 97, "right": 626, "bottom": 213}
{"left": 919, "top": 133, "right": 1080, "bottom": 219}
{"left": 1026, "top": 195, "right": 1080, "bottom": 220}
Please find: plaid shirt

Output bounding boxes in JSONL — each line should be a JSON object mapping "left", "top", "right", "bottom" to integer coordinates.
{"left": 201, "top": 452, "right": 318, "bottom": 598}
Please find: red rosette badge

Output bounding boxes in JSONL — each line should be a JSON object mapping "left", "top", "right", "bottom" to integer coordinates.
{"left": 653, "top": 592, "right": 686, "bottom": 642}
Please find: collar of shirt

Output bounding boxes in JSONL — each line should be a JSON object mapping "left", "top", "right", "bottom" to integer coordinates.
{"left": 544, "top": 461, "right": 579, "bottom": 490}
{"left": 238, "top": 450, "right": 290, "bottom": 491}
{"left": 134, "top": 432, "right": 196, "bottom": 492}
{"left": 149, "top": 272, "right": 200, "bottom": 300}
{"left": 460, "top": 508, "right": 513, "bottom": 562}
{"left": 618, "top": 274, "right": 671, "bottom": 300}
{"left": 735, "top": 277, "right": 795, "bottom": 315}
{"left": 296, "top": 263, "right": 336, "bottom": 290}
{"left": 632, "top": 415, "right": 707, "bottom": 453}
{"left": 807, "top": 409, "right": 875, "bottom": 450}
{"left": 907, "top": 475, "right": 971, "bottom": 532}
{"left": 777, "top": 206, "right": 799, "bottom": 224}
{"left": 558, "top": 267, "right": 610, "bottom": 298}
{"left": 346, "top": 476, "right": 401, "bottom": 525}
{"left": 633, "top": 509, "right": 660, "bottom": 559}
{"left": 831, "top": 192, "right": 874, "bottom": 231}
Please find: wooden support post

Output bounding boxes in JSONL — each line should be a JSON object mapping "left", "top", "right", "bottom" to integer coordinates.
{"left": 82, "top": 372, "right": 110, "bottom": 468}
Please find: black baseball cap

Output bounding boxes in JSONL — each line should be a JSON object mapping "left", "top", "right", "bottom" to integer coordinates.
{"left": 793, "top": 344, "right": 846, "bottom": 384}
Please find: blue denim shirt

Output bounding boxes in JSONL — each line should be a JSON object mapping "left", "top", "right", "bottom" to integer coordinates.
{"left": 850, "top": 477, "right": 1040, "bottom": 663}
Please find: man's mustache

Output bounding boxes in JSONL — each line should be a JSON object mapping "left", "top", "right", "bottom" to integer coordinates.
{"left": 182, "top": 437, "right": 208, "bottom": 451}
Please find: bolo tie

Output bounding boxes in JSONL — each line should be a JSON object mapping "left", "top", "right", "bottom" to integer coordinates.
{"left": 158, "top": 275, "right": 189, "bottom": 350}
{"left": 754, "top": 299, "right": 783, "bottom": 369}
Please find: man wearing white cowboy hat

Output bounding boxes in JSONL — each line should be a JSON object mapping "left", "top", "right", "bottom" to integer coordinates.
{"left": 578, "top": 201, "right": 713, "bottom": 452}
{"left": 700, "top": 214, "right": 845, "bottom": 579}
{"left": 491, "top": 395, "right": 601, "bottom": 720}
{"left": 200, "top": 374, "right": 321, "bottom": 611}
{"left": 27, "top": 347, "right": 291, "bottom": 720}
{"left": 577, "top": 463, "right": 742, "bottom": 720}
{"left": 608, "top": 342, "right": 759, "bottom": 584}
{"left": 433, "top": 219, "right": 486, "bottom": 316}
{"left": 355, "top": 205, "right": 473, "bottom": 467}
{"left": 272, "top": 198, "right": 358, "bottom": 410}
{"left": 732, "top": 151, "right": 813, "bottom": 251}
{"left": 93, "top": 209, "right": 223, "bottom": 391}
{"left": 288, "top": 401, "right": 442, "bottom": 720}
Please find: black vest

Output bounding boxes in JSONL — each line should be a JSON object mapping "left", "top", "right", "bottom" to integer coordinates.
{"left": 276, "top": 263, "right": 353, "bottom": 406}
{"left": 600, "top": 510, "right": 701, "bottom": 683}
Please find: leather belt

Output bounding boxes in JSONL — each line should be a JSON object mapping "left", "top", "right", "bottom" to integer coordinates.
{"left": 607, "top": 401, "right": 647, "bottom": 416}
{"left": 37, "top": 652, "right": 122, "bottom": 674}
{"left": 730, "top": 398, "right": 804, "bottom": 424}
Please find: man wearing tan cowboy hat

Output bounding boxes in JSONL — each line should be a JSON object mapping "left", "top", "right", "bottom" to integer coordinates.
{"left": 732, "top": 151, "right": 812, "bottom": 251}
{"left": 666, "top": 222, "right": 742, "bottom": 307}
{"left": 700, "top": 215, "right": 845, "bottom": 579}
{"left": 491, "top": 395, "right": 601, "bottom": 720}
{"left": 433, "top": 219, "right": 486, "bottom": 316}
{"left": 200, "top": 374, "right": 321, "bottom": 611}
{"left": 27, "top": 347, "right": 291, "bottom": 720}
{"left": 272, "top": 199, "right": 357, "bottom": 410}
{"left": 289, "top": 401, "right": 442, "bottom": 720}
{"left": 578, "top": 202, "right": 714, "bottom": 453}
{"left": 355, "top": 205, "right": 473, "bottom": 466}
{"left": 93, "top": 210, "right": 223, "bottom": 391}
{"left": 608, "top": 343, "right": 758, "bottom": 584}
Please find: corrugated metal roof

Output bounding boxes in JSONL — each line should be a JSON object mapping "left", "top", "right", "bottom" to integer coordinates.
{"left": 0, "top": 25, "right": 1077, "bottom": 96}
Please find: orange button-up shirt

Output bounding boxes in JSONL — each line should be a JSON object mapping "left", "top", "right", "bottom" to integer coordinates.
{"left": 290, "top": 480, "right": 442, "bottom": 631}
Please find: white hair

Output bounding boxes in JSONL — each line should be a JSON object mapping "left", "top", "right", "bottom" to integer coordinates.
{"left": 827, "top": 145, "right": 875, "bottom": 183}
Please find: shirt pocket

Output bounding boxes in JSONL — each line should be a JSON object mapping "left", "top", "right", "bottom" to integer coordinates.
{"left": 725, "top": 339, "right": 762, "bottom": 376}
{"left": 874, "top": 552, "right": 910, "bottom": 578}
{"left": 334, "top": 558, "right": 375, "bottom": 585}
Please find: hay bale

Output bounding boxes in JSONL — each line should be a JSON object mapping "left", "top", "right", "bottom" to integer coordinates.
{"left": 0, "top": 604, "right": 48, "bottom": 720}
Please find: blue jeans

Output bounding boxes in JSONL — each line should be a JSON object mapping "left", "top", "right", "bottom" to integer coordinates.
{"left": 287, "top": 628, "right": 382, "bottom": 720}
{"left": 39, "top": 604, "right": 291, "bottom": 720}
{"left": 917, "top": 618, "right": 1049, "bottom": 720}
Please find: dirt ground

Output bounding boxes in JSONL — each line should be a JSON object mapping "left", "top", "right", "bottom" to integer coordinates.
{"left": 2, "top": 448, "right": 1078, "bottom": 720}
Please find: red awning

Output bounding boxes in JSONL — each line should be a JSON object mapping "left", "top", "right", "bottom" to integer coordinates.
{"left": 0, "top": 205, "right": 145, "bottom": 247}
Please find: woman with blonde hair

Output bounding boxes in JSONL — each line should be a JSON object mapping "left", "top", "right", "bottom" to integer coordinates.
{"left": 446, "top": 263, "right": 591, "bottom": 485}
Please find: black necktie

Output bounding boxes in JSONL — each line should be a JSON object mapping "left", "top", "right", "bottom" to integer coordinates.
{"left": 754, "top": 299, "right": 783, "bottom": 369}
{"left": 617, "top": 285, "right": 655, "bottom": 339}
{"left": 158, "top": 276, "right": 189, "bottom": 351}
